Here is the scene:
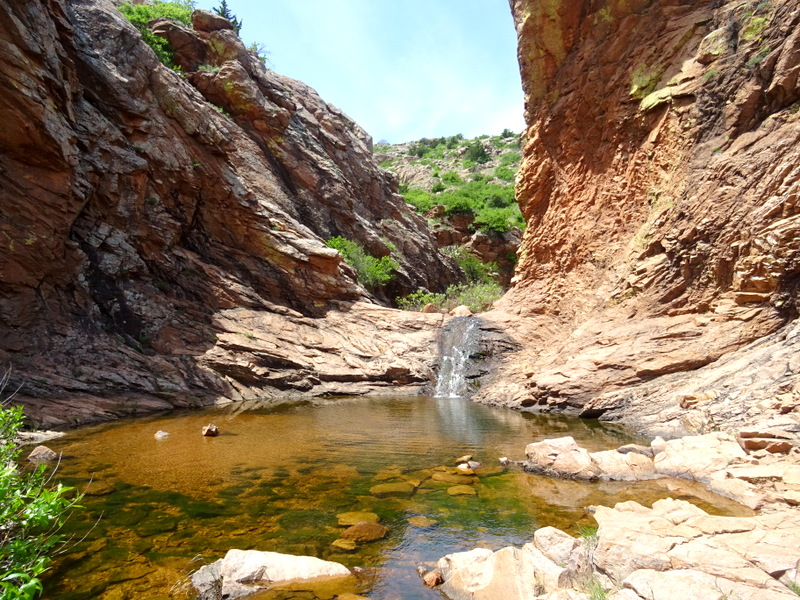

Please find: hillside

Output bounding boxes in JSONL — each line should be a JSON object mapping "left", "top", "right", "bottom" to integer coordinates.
{"left": 376, "top": 134, "right": 524, "bottom": 286}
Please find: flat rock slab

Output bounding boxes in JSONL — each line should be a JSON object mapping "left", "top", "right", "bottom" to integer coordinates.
{"left": 336, "top": 511, "right": 380, "bottom": 526}
{"left": 432, "top": 472, "right": 477, "bottom": 485}
{"left": 408, "top": 516, "right": 438, "bottom": 528}
{"left": 447, "top": 485, "right": 477, "bottom": 496}
{"left": 370, "top": 482, "right": 416, "bottom": 497}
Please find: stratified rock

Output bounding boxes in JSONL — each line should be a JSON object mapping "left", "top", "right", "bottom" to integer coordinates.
{"left": 0, "top": 0, "right": 460, "bottom": 427}
{"left": 202, "top": 424, "right": 220, "bottom": 437}
{"left": 191, "top": 549, "right": 351, "bottom": 600}
{"left": 336, "top": 511, "right": 380, "bottom": 526}
{"left": 339, "top": 522, "right": 389, "bottom": 543}
{"left": 27, "top": 445, "right": 57, "bottom": 462}
{"left": 473, "top": 0, "right": 800, "bottom": 439}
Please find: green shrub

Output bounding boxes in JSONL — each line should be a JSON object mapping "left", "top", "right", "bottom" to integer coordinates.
{"left": 473, "top": 206, "right": 525, "bottom": 234}
{"left": 431, "top": 182, "right": 446, "bottom": 193}
{"left": 501, "top": 128, "right": 516, "bottom": 138}
{"left": 326, "top": 236, "right": 398, "bottom": 289}
{"left": 0, "top": 402, "right": 80, "bottom": 600}
{"left": 464, "top": 141, "right": 490, "bottom": 164}
{"left": 397, "top": 282, "right": 502, "bottom": 313}
{"left": 494, "top": 166, "right": 515, "bottom": 182}
{"left": 401, "top": 188, "right": 434, "bottom": 212}
{"left": 119, "top": 1, "right": 194, "bottom": 69}
{"left": 450, "top": 248, "right": 496, "bottom": 283}
{"left": 499, "top": 151, "right": 521, "bottom": 166}
{"left": 441, "top": 171, "right": 463, "bottom": 185}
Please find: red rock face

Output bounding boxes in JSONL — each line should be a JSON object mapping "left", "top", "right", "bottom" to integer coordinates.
{"left": 482, "top": 0, "right": 800, "bottom": 434}
{"left": 0, "top": 1, "right": 459, "bottom": 424}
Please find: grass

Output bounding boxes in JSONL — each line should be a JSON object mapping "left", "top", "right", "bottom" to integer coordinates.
{"left": 118, "top": 1, "right": 194, "bottom": 70}
{"left": 396, "top": 281, "right": 503, "bottom": 313}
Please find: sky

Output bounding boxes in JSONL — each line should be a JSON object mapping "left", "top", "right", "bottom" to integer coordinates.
{"left": 193, "top": 0, "right": 526, "bottom": 144}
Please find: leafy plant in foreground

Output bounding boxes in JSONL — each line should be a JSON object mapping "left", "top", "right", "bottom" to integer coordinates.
{"left": 0, "top": 382, "right": 80, "bottom": 600}
{"left": 326, "top": 236, "right": 398, "bottom": 290}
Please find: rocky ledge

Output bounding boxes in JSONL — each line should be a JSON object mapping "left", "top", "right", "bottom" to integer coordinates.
{"left": 429, "top": 430, "right": 800, "bottom": 600}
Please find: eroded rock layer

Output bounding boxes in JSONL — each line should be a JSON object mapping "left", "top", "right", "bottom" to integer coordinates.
{"left": 0, "top": 0, "right": 458, "bottom": 425}
{"left": 481, "top": 0, "right": 800, "bottom": 435}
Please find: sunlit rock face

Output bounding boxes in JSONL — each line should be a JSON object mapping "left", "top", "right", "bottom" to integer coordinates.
{"left": 479, "top": 0, "right": 800, "bottom": 434}
{"left": 0, "top": 1, "right": 460, "bottom": 424}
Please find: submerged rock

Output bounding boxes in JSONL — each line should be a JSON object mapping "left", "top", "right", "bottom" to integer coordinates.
{"left": 340, "top": 522, "right": 389, "bottom": 543}
{"left": 369, "top": 482, "right": 416, "bottom": 497}
{"left": 407, "top": 516, "right": 438, "bottom": 528}
{"left": 447, "top": 485, "right": 477, "bottom": 496}
{"left": 336, "top": 511, "right": 380, "bottom": 526}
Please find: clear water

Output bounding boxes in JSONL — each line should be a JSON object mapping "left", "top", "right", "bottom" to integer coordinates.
{"left": 40, "top": 396, "right": 749, "bottom": 599}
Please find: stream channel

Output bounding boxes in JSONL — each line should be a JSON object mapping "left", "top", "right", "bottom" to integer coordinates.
{"left": 41, "top": 394, "right": 747, "bottom": 599}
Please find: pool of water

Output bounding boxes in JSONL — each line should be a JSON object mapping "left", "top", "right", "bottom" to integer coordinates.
{"left": 40, "top": 395, "right": 748, "bottom": 599}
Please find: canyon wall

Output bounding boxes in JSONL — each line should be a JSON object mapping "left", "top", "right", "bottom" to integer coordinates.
{"left": 0, "top": 0, "right": 459, "bottom": 426}
{"left": 479, "top": 0, "right": 800, "bottom": 435}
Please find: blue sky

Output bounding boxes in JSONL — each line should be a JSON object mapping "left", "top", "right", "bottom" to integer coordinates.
{"left": 193, "top": 0, "right": 526, "bottom": 144}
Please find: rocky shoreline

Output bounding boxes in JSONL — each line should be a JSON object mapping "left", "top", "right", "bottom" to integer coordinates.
{"left": 427, "top": 426, "right": 800, "bottom": 600}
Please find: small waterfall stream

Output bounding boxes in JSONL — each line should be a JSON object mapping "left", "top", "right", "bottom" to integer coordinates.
{"left": 434, "top": 316, "right": 480, "bottom": 398}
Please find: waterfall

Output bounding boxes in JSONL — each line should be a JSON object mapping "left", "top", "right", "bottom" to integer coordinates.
{"left": 434, "top": 317, "right": 480, "bottom": 398}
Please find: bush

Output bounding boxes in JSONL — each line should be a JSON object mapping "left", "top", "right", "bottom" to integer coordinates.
{"left": 473, "top": 206, "right": 525, "bottom": 234}
{"left": 0, "top": 397, "right": 80, "bottom": 600}
{"left": 119, "top": 1, "right": 194, "bottom": 69}
{"left": 397, "top": 282, "right": 503, "bottom": 313}
{"left": 401, "top": 189, "right": 434, "bottom": 212}
{"left": 441, "top": 171, "right": 463, "bottom": 185}
{"left": 326, "top": 237, "right": 398, "bottom": 289}
{"left": 464, "top": 141, "right": 490, "bottom": 164}
{"left": 498, "top": 152, "right": 521, "bottom": 166}
{"left": 494, "top": 166, "right": 515, "bottom": 182}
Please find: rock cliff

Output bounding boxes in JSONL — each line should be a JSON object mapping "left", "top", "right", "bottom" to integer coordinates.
{"left": 478, "top": 0, "right": 800, "bottom": 435}
{"left": 0, "top": 0, "right": 459, "bottom": 426}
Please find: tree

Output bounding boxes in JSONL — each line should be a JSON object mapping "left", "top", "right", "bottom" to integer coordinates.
{"left": 213, "top": 0, "right": 242, "bottom": 35}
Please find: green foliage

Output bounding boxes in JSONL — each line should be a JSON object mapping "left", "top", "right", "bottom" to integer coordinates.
{"left": 326, "top": 236, "right": 398, "bottom": 289}
{"left": 431, "top": 182, "right": 446, "bottom": 193}
{"left": 500, "top": 128, "right": 516, "bottom": 138}
{"left": 441, "top": 171, "right": 463, "bottom": 185}
{"left": 397, "top": 282, "right": 503, "bottom": 313}
{"left": 119, "top": 1, "right": 194, "bottom": 69}
{"left": 0, "top": 400, "right": 80, "bottom": 600}
{"left": 444, "top": 247, "right": 497, "bottom": 283}
{"left": 498, "top": 151, "right": 521, "bottom": 166}
{"left": 473, "top": 206, "right": 524, "bottom": 234}
{"left": 213, "top": 0, "right": 242, "bottom": 35}
{"left": 401, "top": 188, "right": 434, "bottom": 213}
{"left": 464, "top": 141, "right": 490, "bottom": 164}
{"left": 494, "top": 166, "right": 515, "bottom": 182}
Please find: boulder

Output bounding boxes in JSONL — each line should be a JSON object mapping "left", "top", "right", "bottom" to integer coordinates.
{"left": 524, "top": 436, "right": 600, "bottom": 479}
{"left": 450, "top": 305, "right": 473, "bottom": 317}
{"left": 191, "top": 9, "right": 233, "bottom": 32}
{"left": 191, "top": 549, "right": 351, "bottom": 600}
{"left": 27, "top": 445, "right": 57, "bottom": 462}
{"left": 154, "top": 430, "right": 170, "bottom": 440}
{"left": 202, "top": 424, "right": 219, "bottom": 437}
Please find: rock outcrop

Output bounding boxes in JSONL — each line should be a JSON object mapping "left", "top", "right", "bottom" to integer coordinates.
{"left": 434, "top": 499, "right": 800, "bottom": 600}
{"left": 0, "top": 0, "right": 460, "bottom": 424}
{"left": 477, "top": 0, "right": 800, "bottom": 435}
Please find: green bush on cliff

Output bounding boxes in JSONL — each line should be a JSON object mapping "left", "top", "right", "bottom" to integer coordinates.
{"left": 0, "top": 400, "right": 80, "bottom": 600}
{"left": 397, "top": 282, "right": 502, "bottom": 313}
{"left": 119, "top": 1, "right": 194, "bottom": 70}
{"left": 326, "top": 236, "right": 398, "bottom": 290}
